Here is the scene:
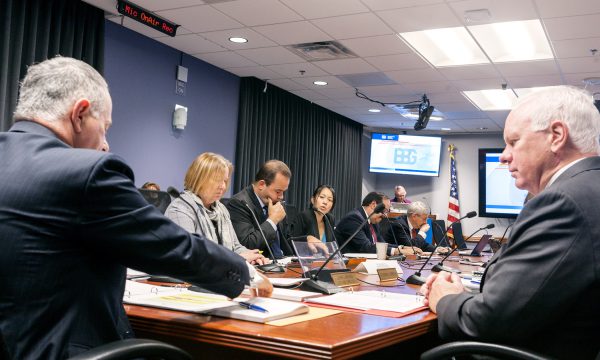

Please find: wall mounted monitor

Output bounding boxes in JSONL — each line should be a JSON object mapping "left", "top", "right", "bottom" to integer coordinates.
{"left": 369, "top": 133, "right": 442, "bottom": 177}
{"left": 478, "top": 148, "right": 528, "bottom": 218}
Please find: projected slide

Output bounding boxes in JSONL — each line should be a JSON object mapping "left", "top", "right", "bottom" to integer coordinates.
{"left": 485, "top": 154, "right": 528, "bottom": 215}
{"left": 369, "top": 134, "right": 441, "bottom": 176}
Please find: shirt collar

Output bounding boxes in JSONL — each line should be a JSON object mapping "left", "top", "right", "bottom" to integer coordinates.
{"left": 545, "top": 158, "right": 585, "bottom": 189}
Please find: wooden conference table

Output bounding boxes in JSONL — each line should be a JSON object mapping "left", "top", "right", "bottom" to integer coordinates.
{"left": 125, "top": 256, "right": 485, "bottom": 359}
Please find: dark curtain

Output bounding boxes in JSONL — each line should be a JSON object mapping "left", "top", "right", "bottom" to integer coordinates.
{"left": 234, "top": 77, "right": 363, "bottom": 220}
{"left": 0, "top": 0, "right": 105, "bottom": 131}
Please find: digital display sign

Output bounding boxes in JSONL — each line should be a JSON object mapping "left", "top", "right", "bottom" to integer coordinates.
{"left": 117, "top": 0, "right": 179, "bottom": 37}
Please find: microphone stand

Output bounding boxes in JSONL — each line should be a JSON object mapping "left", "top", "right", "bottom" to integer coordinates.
{"left": 406, "top": 211, "right": 477, "bottom": 285}
{"left": 301, "top": 203, "right": 386, "bottom": 294}
{"left": 431, "top": 225, "right": 493, "bottom": 272}
{"left": 242, "top": 201, "right": 285, "bottom": 273}
{"left": 383, "top": 214, "right": 409, "bottom": 260}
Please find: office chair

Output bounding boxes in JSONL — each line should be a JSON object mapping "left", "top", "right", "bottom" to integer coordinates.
{"left": 138, "top": 189, "right": 172, "bottom": 214}
{"left": 69, "top": 339, "right": 191, "bottom": 360}
{"left": 421, "top": 341, "right": 551, "bottom": 360}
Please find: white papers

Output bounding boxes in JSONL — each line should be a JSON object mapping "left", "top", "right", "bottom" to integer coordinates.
{"left": 123, "top": 280, "right": 234, "bottom": 313}
{"left": 306, "top": 291, "right": 424, "bottom": 313}
{"left": 126, "top": 268, "right": 149, "bottom": 279}
{"left": 352, "top": 260, "right": 403, "bottom": 275}
{"left": 268, "top": 277, "right": 309, "bottom": 287}
{"left": 242, "top": 287, "right": 322, "bottom": 302}
{"left": 344, "top": 253, "right": 377, "bottom": 259}
{"left": 208, "top": 297, "right": 309, "bottom": 323}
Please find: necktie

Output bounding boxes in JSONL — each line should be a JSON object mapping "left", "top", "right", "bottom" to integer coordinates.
{"left": 263, "top": 205, "right": 283, "bottom": 257}
{"left": 411, "top": 228, "right": 418, "bottom": 239}
{"left": 369, "top": 224, "right": 378, "bottom": 244}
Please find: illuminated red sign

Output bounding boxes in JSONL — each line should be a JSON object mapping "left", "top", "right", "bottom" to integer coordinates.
{"left": 117, "top": 0, "right": 178, "bottom": 37}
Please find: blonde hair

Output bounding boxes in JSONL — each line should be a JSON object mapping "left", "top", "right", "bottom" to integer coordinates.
{"left": 184, "top": 152, "right": 233, "bottom": 196}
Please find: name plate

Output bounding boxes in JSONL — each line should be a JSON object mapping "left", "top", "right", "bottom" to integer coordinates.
{"left": 377, "top": 268, "right": 399, "bottom": 282}
{"left": 331, "top": 272, "right": 360, "bottom": 287}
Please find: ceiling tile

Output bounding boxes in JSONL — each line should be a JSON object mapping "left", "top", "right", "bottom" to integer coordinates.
{"left": 438, "top": 64, "right": 500, "bottom": 80}
{"left": 377, "top": 4, "right": 462, "bottom": 33}
{"left": 562, "top": 72, "right": 600, "bottom": 87}
{"left": 402, "top": 81, "right": 457, "bottom": 94}
{"left": 448, "top": 0, "right": 538, "bottom": 25}
{"left": 340, "top": 35, "right": 412, "bottom": 57}
{"left": 544, "top": 14, "right": 600, "bottom": 41}
{"left": 361, "top": 0, "right": 444, "bottom": 12}
{"left": 504, "top": 74, "right": 563, "bottom": 88}
{"left": 433, "top": 101, "right": 479, "bottom": 112}
{"left": 365, "top": 53, "right": 430, "bottom": 71}
{"left": 200, "top": 28, "right": 277, "bottom": 50}
{"left": 456, "top": 118, "right": 502, "bottom": 131}
{"left": 385, "top": 68, "right": 445, "bottom": 83}
{"left": 451, "top": 77, "right": 505, "bottom": 91}
{"left": 253, "top": 21, "right": 332, "bottom": 45}
{"left": 224, "top": 66, "right": 282, "bottom": 80}
{"left": 155, "top": 33, "right": 225, "bottom": 54}
{"left": 534, "top": 0, "right": 600, "bottom": 19}
{"left": 291, "top": 75, "right": 350, "bottom": 89}
{"left": 314, "top": 87, "right": 361, "bottom": 99}
{"left": 312, "top": 99, "right": 345, "bottom": 108}
{"left": 314, "top": 58, "right": 379, "bottom": 75}
{"left": 193, "top": 51, "right": 257, "bottom": 68}
{"left": 236, "top": 47, "right": 305, "bottom": 65}
{"left": 265, "top": 62, "right": 328, "bottom": 77}
{"left": 487, "top": 110, "right": 510, "bottom": 127}
{"left": 495, "top": 60, "right": 560, "bottom": 77}
{"left": 212, "top": 0, "right": 303, "bottom": 26}
{"left": 157, "top": 5, "right": 242, "bottom": 33}
{"left": 290, "top": 89, "right": 330, "bottom": 101}
{"left": 426, "top": 92, "right": 467, "bottom": 103}
{"left": 130, "top": 0, "right": 205, "bottom": 12}
{"left": 557, "top": 57, "right": 600, "bottom": 74}
{"left": 357, "top": 84, "right": 408, "bottom": 97}
{"left": 552, "top": 37, "right": 600, "bottom": 59}
{"left": 312, "top": 13, "right": 394, "bottom": 39}
{"left": 444, "top": 110, "right": 490, "bottom": 120}
{"left": 268, "top": 78, "right": 309, "bottom": 91}
{"left": 281, "top": 0, "right": 369, "bottom": 19}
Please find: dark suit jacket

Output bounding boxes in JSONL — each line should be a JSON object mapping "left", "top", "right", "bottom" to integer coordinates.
{"left": 0, "top": 121, "right": 250, "bottom": 359}
{"left": 385, "top": 216, "right": 435, "bottom": 252}
{"left": 334, "top": 207, "right": 389, "bottom": 254}
{"left": 226, "top": 186, "right": 293, "bottom": 257}
{"left": 436, "top": 157, "right": 600, "bottom": 359}
{"left": 289, "top": 208, "right": 335, "bottom": 243}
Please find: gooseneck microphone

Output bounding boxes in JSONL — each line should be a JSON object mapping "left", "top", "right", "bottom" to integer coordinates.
{"left": 301, "top": 203, "right": 387, "bottom": 294}
{"left": 383, "top": 214, "right": 409, "bottom": 260}
{"left": 431, "top": 223, "right": 494, "bottom": 273}
{"left": 242, "top": 201, "right": 285, "bottom": 273}
{"left": 406, "top": 211, "right": 477, "bottom": 285}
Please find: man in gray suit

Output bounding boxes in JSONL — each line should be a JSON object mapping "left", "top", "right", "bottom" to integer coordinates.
{"left": 420, "top": 86, "right": 600, "bottom": 359}
{"left": 0, "top": 56, "right": 271, "bottom": 359}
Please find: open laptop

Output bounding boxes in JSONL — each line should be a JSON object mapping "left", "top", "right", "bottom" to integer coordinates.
{"left": 459, "top": 234, "right": 493, "bottom": 256}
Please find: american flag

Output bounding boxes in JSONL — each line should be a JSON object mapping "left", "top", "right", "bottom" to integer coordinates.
{"left": 447, "top": 144, "right": 460, "bottom": 247}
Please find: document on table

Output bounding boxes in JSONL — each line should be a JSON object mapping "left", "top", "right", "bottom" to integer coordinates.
{"left": 208, "top": 297, "right": 309, "bottom": 323}
{"left": 306, "top": 290, "right": 424, "bottom": 314}
{"left": 344, "top": 253, "right": 377, "bottom": 259}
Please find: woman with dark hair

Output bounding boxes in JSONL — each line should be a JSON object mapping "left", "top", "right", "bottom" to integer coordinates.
{"left": 290, "top": 185, "right": 336, "bottom": 244}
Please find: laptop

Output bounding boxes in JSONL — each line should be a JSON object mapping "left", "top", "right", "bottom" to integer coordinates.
{"left": 389, "top": 202, "right": 410, "bottom": 214}
{"left": 459, "top": 234, "right": 493, "bottom": 256}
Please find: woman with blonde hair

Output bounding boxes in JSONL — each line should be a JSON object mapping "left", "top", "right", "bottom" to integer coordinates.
{"left": 166, "top": 152, "right": 268, "bottom": 265}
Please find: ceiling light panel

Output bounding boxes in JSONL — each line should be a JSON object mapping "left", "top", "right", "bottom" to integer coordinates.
{"left": 462, "top": 89, "right": 518, "bottom": 110}
{"left": 400, "top": 27, "right": 489, "bottom": 67}
{"left": 468, "top": 20, "right": 554, "bottom": 63}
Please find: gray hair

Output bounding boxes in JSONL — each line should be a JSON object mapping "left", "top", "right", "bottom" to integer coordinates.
{"left": 14, "top": 56, "right": 111, "bottom": 123}
{"left": 513, "top": 86, "right": 600, "bottom": 154}
{"left": 407, "top": 201, "right": 429, "bottom": 216}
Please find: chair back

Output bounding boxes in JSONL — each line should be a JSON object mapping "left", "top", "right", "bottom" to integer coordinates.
{"left": 139, "top": 189, "right": 172, "bottom": 214}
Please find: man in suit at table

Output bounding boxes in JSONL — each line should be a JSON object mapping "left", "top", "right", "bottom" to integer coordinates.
{"left": 227, "top": 160, "right": 294, "bottom": 258}
{"left": 335, "top": 192, "right": 408, "bottom": 257}
{"left": 420, "top": 86, "right": 600, "bottom": 359}
{"left": 0, "top": 57, "right": 271, "bottom": 359}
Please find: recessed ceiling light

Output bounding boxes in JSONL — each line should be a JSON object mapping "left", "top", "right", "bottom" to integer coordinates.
{"left": 478, "top": 127, "right": 489, "bottom": 130}
{"left": 313, "top": 80, "right": 328, "bottom": 86}
{"left": 368, "top": 108, "right": 381, "bottom": 113}
{"left": 441, "top": 127, "right": 452, "bottom": 131}
{"left": 399, "top": 27, "right": 489, "bottom": 67}
{"left": 229, "top": 37, "right": 248, "bottom": 43}
{"left": 468, "top": 20, "right": 553, "bottom": 62}
{"left": 463, "top": 86, "right": 558, "bottom": 110}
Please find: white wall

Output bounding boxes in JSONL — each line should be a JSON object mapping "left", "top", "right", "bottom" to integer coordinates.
{"left": 362, "top": 133, "right": 516, "bottom": 238}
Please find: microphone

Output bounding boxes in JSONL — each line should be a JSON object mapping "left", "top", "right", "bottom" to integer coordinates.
{"left": 301, "top": 203, "right": 387, "bottom": 294}
{"left": 241, "top": 200, "right": 285, "bottom": 273}
{"left": 406, "top": 211, "right": 477, "bottom": 285}
{"left": 383, "top": 214, "right": 409, "bottom": 260}
{"left": 431, "top": 224, "right": 494, "bottom": 273}
{"left": 313, "top": 208, "right": 339, "bottom": 245}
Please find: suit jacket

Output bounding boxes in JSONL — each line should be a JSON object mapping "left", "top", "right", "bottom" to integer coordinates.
{"left": 289, "top": 208, "right": 335, "bottom": 243}
{"left": 226, "top": 186, "right": 293, "bottom": 257}
{"left": 0, "top": 121, "right": 250, "bottom": 359}
{"left": 334, "top": 207, "right": 389, "bottom": 254}
{"left": 385, "top": 216, "right": 435, "bottom": 252}
{"left": 436, "top": 156, "right": 600, "bottom": 359}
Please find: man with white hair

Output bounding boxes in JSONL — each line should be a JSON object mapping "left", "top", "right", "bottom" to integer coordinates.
{"left": 0, "top": 56, "right": 271, "bottom": 359}
{"left": 391, "top": 185, "right": 411, "bottom": 203}
{"left": 420, "top": 86, "right": 600, "bottom": 359}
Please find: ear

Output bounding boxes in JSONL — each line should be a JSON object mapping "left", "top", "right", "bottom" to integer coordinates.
{"left": 257, "top": 180, "right": 266, "bottom": 190}
{"left": 69, "top": 99, "right": 91, "bottom": 134}
{"left": 549, "top": 120, "right": 568, "bottom": 153}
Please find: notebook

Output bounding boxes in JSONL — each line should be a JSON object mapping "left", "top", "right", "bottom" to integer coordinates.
{"left": 459, "top": 234, "right": 493, "bottom": 256}
{"left": 208, "top": 297, "right": 309, "bottom": 323}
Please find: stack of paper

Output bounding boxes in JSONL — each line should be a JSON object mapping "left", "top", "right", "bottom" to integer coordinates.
{"left": 306, "top": 290, "right": 424, "bottom": 314}
{"left": 241, "top": 287, "right": 322, "bottom": 302}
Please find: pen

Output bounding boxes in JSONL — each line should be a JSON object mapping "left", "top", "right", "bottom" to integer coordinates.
{"left": 239, "top": 301, "right": 269, "bottom": 313}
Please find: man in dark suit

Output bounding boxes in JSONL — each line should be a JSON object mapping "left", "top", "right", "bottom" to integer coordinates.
{"left": 0, "top": 57, "right": 271, "bottom": 359}
{"left": 420, "top": 86, "right": 600, "bottom": 359}
{"left": 335, "top": 192, "right": 404, "bottom": 257}
{"left": 227, "top": 160, "right": 294, "bottom": 258}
